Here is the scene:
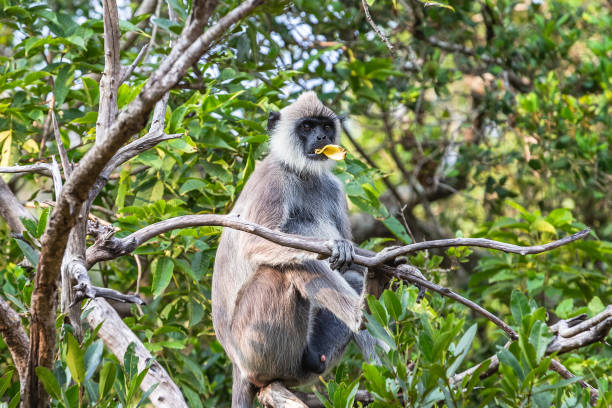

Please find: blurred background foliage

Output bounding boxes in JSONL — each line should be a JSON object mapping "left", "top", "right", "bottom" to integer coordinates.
{"left": 0, "top": 0, "right": 611, "bottom": 406}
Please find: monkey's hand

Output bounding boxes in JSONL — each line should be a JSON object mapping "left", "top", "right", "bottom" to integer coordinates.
{"left": 326, "top": 239, "right": 354, "bottom": 273}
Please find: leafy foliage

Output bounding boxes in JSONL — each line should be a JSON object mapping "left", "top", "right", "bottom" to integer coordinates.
{"left": 0, "top": 0, "right": 611, "bottom": 406}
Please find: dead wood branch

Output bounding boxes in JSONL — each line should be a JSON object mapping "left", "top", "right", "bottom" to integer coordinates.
{"left": 68, "top": 260, "right": 144, "bottom": 307}
{"left": 84, "top": 299, "right": 188, "bottom": 407}
{"left": 547, "top": 306, "right": 612, "bottom": 354}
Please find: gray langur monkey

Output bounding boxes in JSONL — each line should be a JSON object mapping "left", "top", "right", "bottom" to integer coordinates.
{"left": 212, "top": 92, "right": 378, "bottom": 407}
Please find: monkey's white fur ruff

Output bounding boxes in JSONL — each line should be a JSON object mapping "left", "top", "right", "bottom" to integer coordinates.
{"left": 269, "top": 92, "right": 342, "bottom": 175}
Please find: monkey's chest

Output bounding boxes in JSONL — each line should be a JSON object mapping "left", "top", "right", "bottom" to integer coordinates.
{"left": 282, "top": 206, "right": 343, "bottom": 239}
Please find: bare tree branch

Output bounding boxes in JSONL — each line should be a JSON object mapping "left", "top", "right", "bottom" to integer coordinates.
{"left": 549, "top": 359, "right": 599, "bottom": 405}
{"left": 85, "top": 214, "right": 591, "bottom": 270}
{"left": 96, "top": 0, "right": 121, "bottom": 147}
{"left": 372, "top": 228, "right": 591, "bottom": 265}
{"left": 84, "top": 299, "right": 188, "bottom": 407}
{"left": 0, "top": 298, "right": 29, "bottom": 391}
{"left": 0, "top": 163, "right": 52, "bottom": 176}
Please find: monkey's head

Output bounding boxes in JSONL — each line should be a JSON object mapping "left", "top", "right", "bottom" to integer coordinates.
{"left": 268, "top": 92, "right": 342, "bottom": 175}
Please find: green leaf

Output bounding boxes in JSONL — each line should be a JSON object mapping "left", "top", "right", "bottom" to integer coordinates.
{"left": 510, "top": 290, "right": 530, "bottom": 326}
{"left": 124, "top": 342, "right": 139, "bottom": 381}
{"left": 35, "top": 366, "right": 62, "bottom": 401}
{"left": 588, "top": 296, "right": 605, "bottom": 314}
{"left": 498, "top": 347, "right": 524, "bottom": 381}
{"left": 98, "top": 361, "right": 116, "bottom": 397}
{"left": 66, "top": 332, "right": 85, "bottom": 386}
{"left": 381, "top": 216, "right": 412, "bottom": 244}
{"left": 84, "top": 340, "right": 103, "bottom": 381}
{"left": 179, "top": 179, "right": 208, "bottom": 195}
{"left": 55, "top": 64, "right": 73, "bottom": 108}
{"left": 381, "top": 290, "right": 402, "bottom": 322}
{"left": 36, "top": 207, "right": 50, "bottom": 238}
{"left": 152, "top": 258, "right": 174, "bottom": 297}
{"left": 14, "top": 238, "right": 40, "bottom": 267}
{"left": 531, "top": 218, "right": 557, "bottom": 235}
{"left": 447, "top": 324, "right": 477, "bottom": 377}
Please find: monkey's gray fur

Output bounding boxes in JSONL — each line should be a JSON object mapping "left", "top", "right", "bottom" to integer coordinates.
{"left": 212, "top": 92, "right": 377, "bottom": 407}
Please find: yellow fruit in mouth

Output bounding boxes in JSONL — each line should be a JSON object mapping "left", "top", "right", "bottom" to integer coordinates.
{"left": 314, "top": 144, "right": 347, "bottom": 160}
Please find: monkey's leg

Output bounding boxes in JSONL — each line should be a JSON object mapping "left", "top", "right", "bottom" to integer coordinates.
{"left": 230, "top": 266, "right": 309, "bottom": 386}
{"left": 231, "top": 364, "right": 257, "bottom": 408}
{"left": 302, "top": 307, "right": 352, "bottom": 374}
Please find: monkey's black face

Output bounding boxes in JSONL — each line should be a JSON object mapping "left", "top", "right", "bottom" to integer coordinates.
{"left": 295, "top": 117, "right": 337, "bottom": 161}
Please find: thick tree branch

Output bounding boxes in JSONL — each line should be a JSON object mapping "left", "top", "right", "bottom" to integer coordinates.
{"left": 26, "top": 2, "right": 264, "bottom": 405}
{"left": 0, "top": 298, "right": 29, "bottom": 391}
{"left": 258, "top": 382, "right": 308, "bottom": 408}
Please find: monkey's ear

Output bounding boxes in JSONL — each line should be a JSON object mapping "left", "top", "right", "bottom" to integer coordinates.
{"left": 267, "top": 111, "right": 280, "bottom": 132}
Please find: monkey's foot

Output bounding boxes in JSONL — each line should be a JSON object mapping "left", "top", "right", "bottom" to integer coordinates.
{"left": 301, "top": 346, "right": 327, "bottom": 374}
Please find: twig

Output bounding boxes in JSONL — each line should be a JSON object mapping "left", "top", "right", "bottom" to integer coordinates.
{"left": 50, "top": 109, "right": 71, "bottom": 178}
{"left": 361, "top": 0, "right": 395, "bottom": 56}
{"left": 120, "top": 43, "right": 150, "bottom": 85}
{"left": 87, "top": 131, "right": 181, "bottom": 205}
{"left": 388, "top": 264, "right": 517, "bottom": 339}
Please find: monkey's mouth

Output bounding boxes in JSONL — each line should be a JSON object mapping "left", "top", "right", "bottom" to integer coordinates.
{"left": 306, "top": 152, "right": 329, "bottom": 161}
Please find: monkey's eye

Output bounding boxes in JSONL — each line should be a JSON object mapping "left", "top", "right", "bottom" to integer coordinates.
{"left": 323, "top": 124, "right": 332, "bottom": 132}
{"left": 302, "top": 123, "right": 312, "bottom": 132}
